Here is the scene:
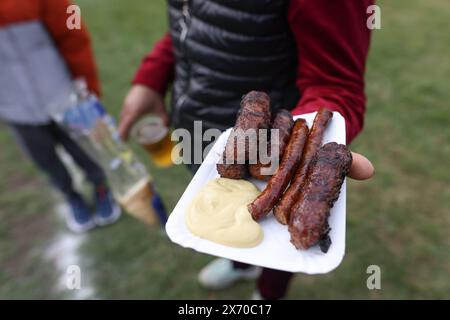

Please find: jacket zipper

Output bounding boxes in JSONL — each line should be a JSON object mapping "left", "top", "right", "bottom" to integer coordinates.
{"left": 179, "top": 0, "right": 190, "bottom": 43}
{"left": 174, "top": 0, "right": 191, "bottom": 120}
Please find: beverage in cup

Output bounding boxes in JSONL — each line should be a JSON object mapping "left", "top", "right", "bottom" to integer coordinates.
{"left": 131, "top": 116, "right": 175, "bottom": 168}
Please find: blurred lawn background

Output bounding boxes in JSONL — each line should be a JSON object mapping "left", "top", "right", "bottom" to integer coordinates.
{"left": 0, "top": 0, "right": 449, "bottom": 299}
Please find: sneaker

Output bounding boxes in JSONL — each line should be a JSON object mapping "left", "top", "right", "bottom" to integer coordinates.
{"left": 93, "top": 184, "right": 121, "bottom": 226}
{"left": 66, "top": 195, "right": 95, "bottom": 233}
{"left": 198, "top": 258, "right": 261, "bottom": 290}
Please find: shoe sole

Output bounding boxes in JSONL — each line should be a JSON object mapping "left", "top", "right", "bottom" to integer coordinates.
{"left": 65, "top": 214, "right": 96, "bottom": 234}
{"left": 94, "top": 204, "right": 122, "bottom": 227}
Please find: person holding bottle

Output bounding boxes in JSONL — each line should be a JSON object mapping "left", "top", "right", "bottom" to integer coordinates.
{"left": 0, "top": 0, "right": 120, "bottom": 232}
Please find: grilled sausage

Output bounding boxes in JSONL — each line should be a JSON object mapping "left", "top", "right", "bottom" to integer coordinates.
{"left": 274, "top": 108, "right": 333, "bottom": 223}
{"left": 249, "top": 109, "right": 294, "bottom": 181}
{"left": 248, "top": 119, "right": 309, "bottom": 221}
{"left": 288, "top": 142, "right": 352, "bottom": 252}
{"left": 217, "top": 91, "right": 271, "bottom": 179}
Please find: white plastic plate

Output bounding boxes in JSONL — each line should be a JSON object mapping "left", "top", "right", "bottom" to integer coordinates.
{"left": 166, "top": 112, "right": 346, "bottom": 274}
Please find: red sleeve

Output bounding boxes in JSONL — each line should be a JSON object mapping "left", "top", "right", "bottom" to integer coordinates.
{"left": 289, "top": 0, "right": 373, "bottom": 144}
{"left": 133, "top": 32, "right": 175, "bottom": 96}
{"left": 41, "top": 0, "right": 101, "bottom": 96}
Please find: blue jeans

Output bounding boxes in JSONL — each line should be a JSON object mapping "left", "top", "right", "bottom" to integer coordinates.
{"left": 10, "top": 121, "right": 105, "bottom": 200}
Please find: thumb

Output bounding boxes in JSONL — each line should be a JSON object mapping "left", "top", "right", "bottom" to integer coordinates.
{"left": 348, "top": 152, "right": 375, "bottom": 180}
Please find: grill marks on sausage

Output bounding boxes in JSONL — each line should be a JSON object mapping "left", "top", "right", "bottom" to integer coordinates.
{"left": 249, "top": 109, "right": 294, "bottom": 181}
{"left": 274, "top": 108, "right": 333, "bottom": 224}
{"left": 217, "top": 91, "right": 271, "bottom": 179}
{"left": 248, "top": 119, "right": 309, "bottom": 221}
{"left": 288, "top": 142, "right": 352, "bottom": 252}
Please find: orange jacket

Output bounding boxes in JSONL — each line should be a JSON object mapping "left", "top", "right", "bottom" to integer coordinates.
{"left": 0, "top": 0, "right": 100, "bottom": 95}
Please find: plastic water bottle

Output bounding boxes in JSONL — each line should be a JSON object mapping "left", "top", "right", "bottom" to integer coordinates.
{"left": 48, "top": 79, "right": 168, "bottom": 226}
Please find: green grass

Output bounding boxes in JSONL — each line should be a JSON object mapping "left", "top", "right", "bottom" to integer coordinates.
{"left": 0, "top": 0, "right": 449, "bottom": 299}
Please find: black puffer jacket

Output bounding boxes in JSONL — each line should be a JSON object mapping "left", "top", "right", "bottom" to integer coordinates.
{"left": 168, "top": 0, "right": 298, "bottom": 133}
